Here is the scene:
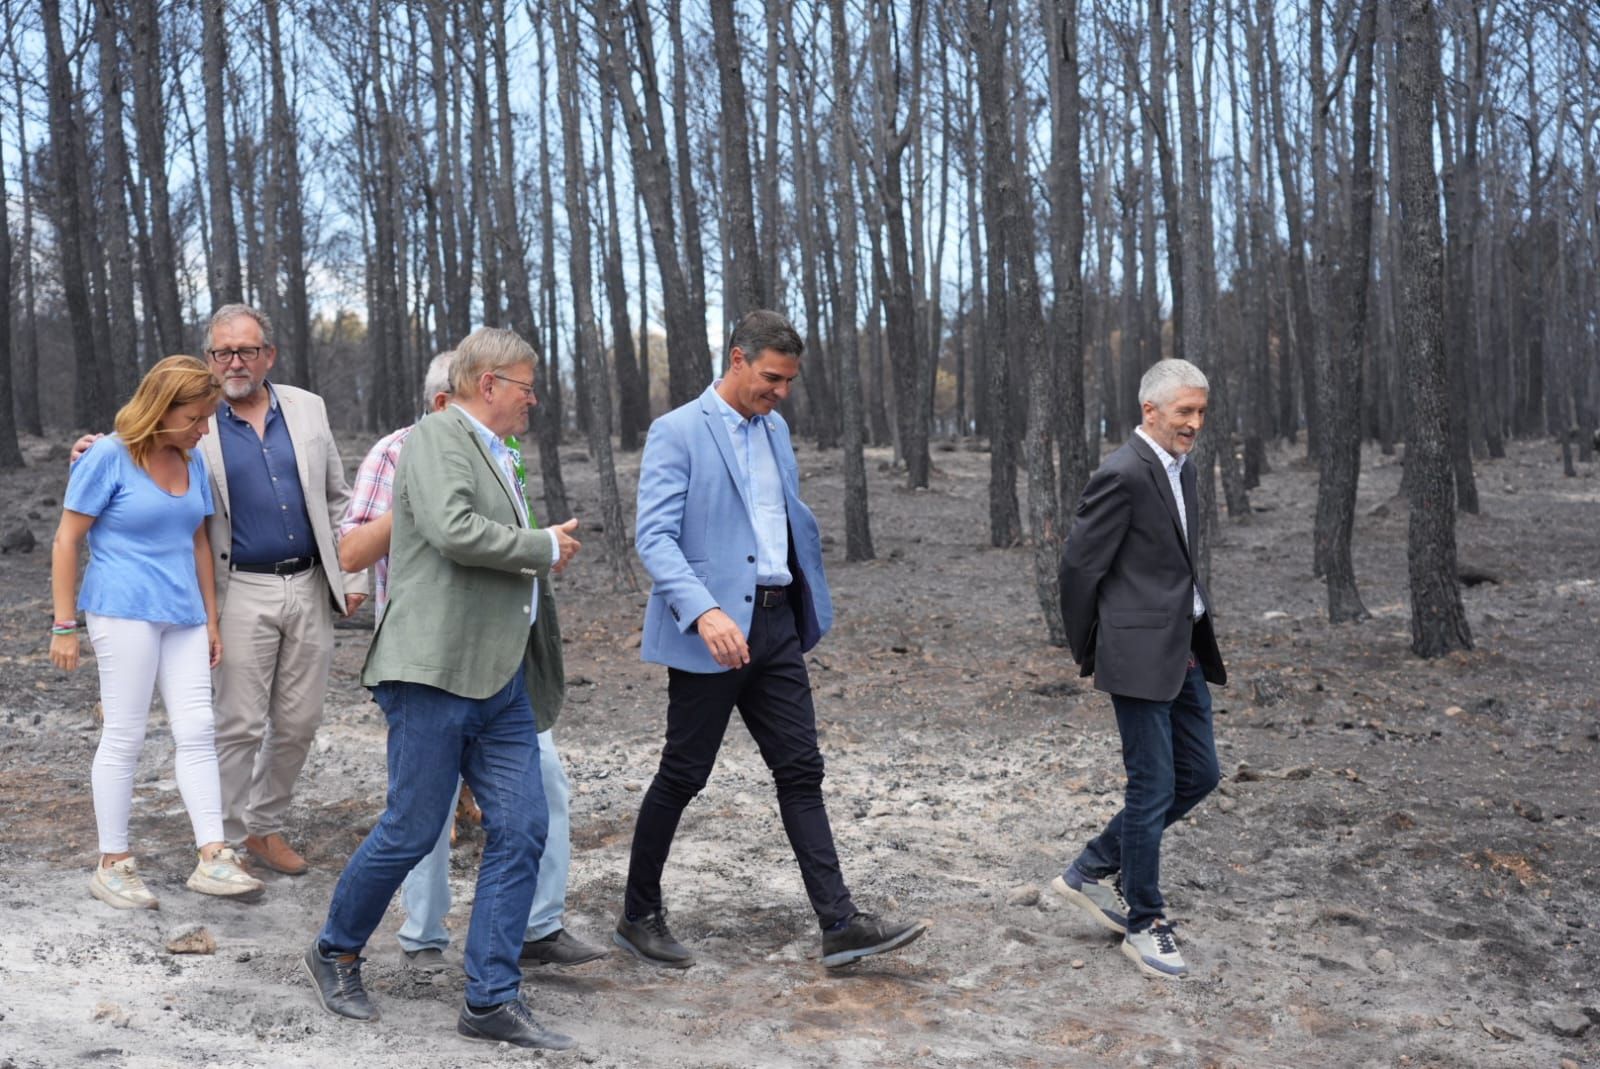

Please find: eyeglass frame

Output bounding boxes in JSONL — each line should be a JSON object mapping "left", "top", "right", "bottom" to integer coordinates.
{"left": 491, "top": 372, "right": 537, "bottom": 396}
{"left": 205, "top": 346, "right": 271, "bottom": 366}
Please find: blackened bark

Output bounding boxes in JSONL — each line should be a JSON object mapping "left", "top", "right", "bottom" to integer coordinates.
{"left": 201, "top": 0, "right": 242, "bottom": 306}
{"left": 1394, "top": 0, "right": 1472, "bottom": 658}
{"left": 708, "top": 0, "right": 765, "bottom": 322}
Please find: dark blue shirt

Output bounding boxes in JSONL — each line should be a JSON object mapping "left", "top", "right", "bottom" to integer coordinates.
{"left": 218, "top": 383, "right": 316, "bottom": 564}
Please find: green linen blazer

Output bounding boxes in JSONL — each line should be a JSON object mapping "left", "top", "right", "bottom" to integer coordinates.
{"left": 360, "top": 406, "right": 565, "bottom": 730}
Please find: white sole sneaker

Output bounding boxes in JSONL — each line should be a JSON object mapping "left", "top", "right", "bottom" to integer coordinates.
{"left": 186, "top": 848, "right": 265, "bottom": 900}
{"left": 1121, "top": 925, "right": 1188, "bottom": 978}
{"left": 1050, "top": 874, "right": 1129, "bottom": 935}
{"left": 90, "top": 859, "right": 159, "bottom": 910}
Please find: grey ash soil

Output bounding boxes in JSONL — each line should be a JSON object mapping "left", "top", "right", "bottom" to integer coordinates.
{"left": 0, "top": 433, "right": 1595, "bottom": 1068}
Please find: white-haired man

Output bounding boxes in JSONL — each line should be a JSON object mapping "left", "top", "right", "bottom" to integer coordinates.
{"left": 1053, "top": 358, "right": 1227, "bottom": 979}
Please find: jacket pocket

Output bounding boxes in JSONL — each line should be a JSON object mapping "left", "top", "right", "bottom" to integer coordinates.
{"left": 1104, "top": 610, "right": 1168, "bottom": 629}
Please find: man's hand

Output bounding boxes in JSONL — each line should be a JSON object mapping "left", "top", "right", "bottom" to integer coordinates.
{"left": 343, "top": 593, "right": 367, "bottom": 618}
{"left": 694, "top": 608, "right": 750, "bottom": 669}
{"left": 550, "top": 518, "right": 581, "bottom": 574}
{"left": 70, "top": 433, "right": 105, "bottom": 465}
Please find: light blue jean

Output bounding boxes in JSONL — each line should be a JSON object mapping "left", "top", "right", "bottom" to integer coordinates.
{"left": 396, "top": 729, "right": 571, "bottom": 953}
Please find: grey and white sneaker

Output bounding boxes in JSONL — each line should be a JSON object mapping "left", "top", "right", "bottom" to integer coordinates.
{"left": 1051, "top": 862, "right": 1129, "bottom": 934}
{"left": 1121, "top": 921, "right": 1187, "bottom": 978}
{"left": 90, "top": 858, "right": 159, "bottom": 910}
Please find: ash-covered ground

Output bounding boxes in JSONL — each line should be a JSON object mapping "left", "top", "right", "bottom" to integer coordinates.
{"left": 0, "top": 433, "right": 1595, "bottom": 1069}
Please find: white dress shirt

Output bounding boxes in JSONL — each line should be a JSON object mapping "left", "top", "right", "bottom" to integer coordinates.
{"left": 1136, "top": 427, "right": 1206, "bottom": 620}
{"left": 710, "top": 385, "right": 792, "bottom": 587}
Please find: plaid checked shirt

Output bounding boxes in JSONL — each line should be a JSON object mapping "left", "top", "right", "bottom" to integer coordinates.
{"left": 339, "top": 423, "right": 415, "bottom": 618}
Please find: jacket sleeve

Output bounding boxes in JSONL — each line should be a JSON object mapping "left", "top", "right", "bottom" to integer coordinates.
{"left": 404, "top": 419, "right": 554, "bottom": 576}
{"left": 1058, "top": 463, "right": 1131, "bottom": 664}
{"left": 320, "top": 411, "right": 369, "bottom": 597}
{"left": 635, "top": 417, "right": 718, "bottom": 633}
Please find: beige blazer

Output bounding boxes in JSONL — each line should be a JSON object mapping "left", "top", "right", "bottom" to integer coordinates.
{"left": 197, "top": 382, "right": 367, "bottom": 613}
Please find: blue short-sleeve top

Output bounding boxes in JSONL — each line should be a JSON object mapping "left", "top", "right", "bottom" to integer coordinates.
{"left": 64, "top": 436, "right": 215, "bottom": 626}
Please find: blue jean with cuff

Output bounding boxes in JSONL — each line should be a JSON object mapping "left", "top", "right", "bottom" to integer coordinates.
{"left": 1072, "top": 664, "right": 1220, "bottom": 933}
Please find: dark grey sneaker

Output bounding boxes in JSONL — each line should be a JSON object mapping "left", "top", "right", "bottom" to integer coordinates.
{"left": 519, "top": 928, "right": 608, "bottom": 967}
{"left": 1052, "top": 862, "right": 1130, "bottom": 934}
{"left": 613, "top": 909, "right": 694, "bottom": 969}
{"left": 303, "top": 941, "right": 379, "bottom": 1021}
{"left": 457, "top": 998, "right": 577, "bottom": 1050}
{"left": 400, "top": 946, "right": 455, "bottom": 975}
{"left": 821, "top": 912, "right": 929, "bottom": 968}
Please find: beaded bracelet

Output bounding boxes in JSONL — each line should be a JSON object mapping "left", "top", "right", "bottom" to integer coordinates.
{"left": 51, "top": 621, "right": 78, "bottom": 636}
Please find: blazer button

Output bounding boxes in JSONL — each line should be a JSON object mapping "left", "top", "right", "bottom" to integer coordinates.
{"left": 522, "top": 606, "right": 531, "bottom": 614}
{"left": 747, "top": 555, "right": 755, "bottom": 563}
{"left": 744, "top": 594, "right": 753, "bottom": 602}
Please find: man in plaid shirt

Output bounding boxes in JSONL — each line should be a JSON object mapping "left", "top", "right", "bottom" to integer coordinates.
{"left": 338, "top": 351, "right": 606, "bottom": 975}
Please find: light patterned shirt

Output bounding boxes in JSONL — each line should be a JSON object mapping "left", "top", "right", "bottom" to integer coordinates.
{"left": 339, "top": 423, "right": 414, "bottom": 619}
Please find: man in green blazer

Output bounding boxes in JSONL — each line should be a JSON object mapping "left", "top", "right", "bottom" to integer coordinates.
{"left": 303, "top": 328, "right": 581, "bottom": 1052}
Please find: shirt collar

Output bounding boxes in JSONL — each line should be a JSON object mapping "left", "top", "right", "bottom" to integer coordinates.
{"left": 221, "top": 381, "right": 279, "bottom": 422}
{"left": 451, "top": 403, "right": 509, "bottom": 457}
{"left": 709, "top": 380, "right": 763, "bottom": 432}
{"left": 1136, "top": 426, "right": 1185, "bottom": 473}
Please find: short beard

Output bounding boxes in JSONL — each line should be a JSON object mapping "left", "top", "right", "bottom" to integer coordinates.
{"left": 222, "top": 375, "right": 259, "bottom": 403}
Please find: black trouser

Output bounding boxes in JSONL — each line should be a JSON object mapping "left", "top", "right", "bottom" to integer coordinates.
{"left": 624, "top": 596, "right": 856, "bottom": 928}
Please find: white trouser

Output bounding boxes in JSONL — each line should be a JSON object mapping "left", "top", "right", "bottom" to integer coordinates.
{"left": 86, "top": 613, "right": 224, "bottom": 854}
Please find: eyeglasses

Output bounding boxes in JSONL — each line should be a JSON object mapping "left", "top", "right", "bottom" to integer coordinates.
{"left": 493, "top": 373, "right": 536, "bottom": 397}
{"left": 206, "top": 347, "right": 267, "bottom": 365}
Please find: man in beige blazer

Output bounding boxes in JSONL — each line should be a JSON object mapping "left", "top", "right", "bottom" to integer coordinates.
{"left": 197, "top": 304, "right": 366, "bottom": 875}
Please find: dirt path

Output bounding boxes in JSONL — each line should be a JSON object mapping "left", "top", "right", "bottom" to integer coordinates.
{"left": 0, "top": 434, "right": 1595, "bottom": 1068}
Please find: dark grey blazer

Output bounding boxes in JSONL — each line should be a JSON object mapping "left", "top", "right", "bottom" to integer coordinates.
{"left": 1058, "top": 434, "right": 1226, "bottom": 702}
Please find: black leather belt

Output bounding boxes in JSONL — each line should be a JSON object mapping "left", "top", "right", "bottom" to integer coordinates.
{"left": 232, "top": 555, "right": 318, "bottom": 576}
{"left": 755, "top": 585, "right": 788, "bottom": 608}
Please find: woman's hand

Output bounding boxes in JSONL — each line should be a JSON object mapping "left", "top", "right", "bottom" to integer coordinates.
{"left": 50, "top": 631, "right": 80, "bottom": 672}
{"left": 207, "top": 621, "right": 223, "bottom": 668}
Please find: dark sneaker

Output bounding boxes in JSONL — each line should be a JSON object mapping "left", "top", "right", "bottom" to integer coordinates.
{"left": 1121, "top": 921, "right": 1188, "bottom": 978}
{"left": 457, "top": 998, "right": 577, "bottom": 1050}
{"left": 303, "top": 941, "right": 379, "bottom": 1021}
{"left": 519, "top": 928, "right": 608, "bottom": 967}
{"left": 1052, "top": 862, "right": 1130, "bottom": 934}
{"left": 821, "top": 912, "right": 929, "bottom": 968}
{"left": 400, "top": 946, "right": 455, "bottom": 975}
{"left": 613, "top": 909, "right": 694, "bottom": 969}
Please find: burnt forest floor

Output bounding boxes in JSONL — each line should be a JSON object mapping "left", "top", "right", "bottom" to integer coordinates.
{"left": 0, "top": 431, "right": 1596, "bottom": 1069}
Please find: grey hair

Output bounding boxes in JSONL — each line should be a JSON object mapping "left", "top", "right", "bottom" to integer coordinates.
{"left": 204, "top": 303, "right": 274, "bottom": 350}
{"left": 421, "top": 351, "right": 456, "bottom": 405}
{"left": 1138, "top": 359, "right": 1209, "bottom": 408}
{"left": 727, "top": 309, "right": 804, "bottom": 366}
{"left": 450, "top": 327, "right": 536, "bottom": 396}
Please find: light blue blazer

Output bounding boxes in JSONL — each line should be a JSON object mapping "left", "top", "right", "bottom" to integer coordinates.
{"left": 636, "top": 385, "right": 833, "bottom": 673}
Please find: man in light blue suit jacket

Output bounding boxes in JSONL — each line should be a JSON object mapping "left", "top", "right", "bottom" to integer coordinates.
{"left": 615, "top": 310, "right": 927, "bottom": 971}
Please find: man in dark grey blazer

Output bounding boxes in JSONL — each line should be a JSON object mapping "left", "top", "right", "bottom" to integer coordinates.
{"left": 1053, "top": 358, "right": 1226, "bottom": 979}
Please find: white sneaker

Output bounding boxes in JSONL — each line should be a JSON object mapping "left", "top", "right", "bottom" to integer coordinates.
{"left": 90, "top": 858, "right": 159, "bottom": 910}
{"left": 1122, "top": 922, "right": 1187, "bottom": 978}
{"left": 186, "top": 847, "right": 265, "bottom": 900}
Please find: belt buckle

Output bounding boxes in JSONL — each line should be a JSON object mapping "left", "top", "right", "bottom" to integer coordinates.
{"left": 759, "top": 587, "right": 783, "bottom": 608}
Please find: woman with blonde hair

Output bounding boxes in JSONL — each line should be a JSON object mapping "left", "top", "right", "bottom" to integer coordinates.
{"left": 51, "top": 355, "right": 262, "bottom": 908}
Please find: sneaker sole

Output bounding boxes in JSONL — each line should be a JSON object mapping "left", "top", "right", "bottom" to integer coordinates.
{"left": 456, "top": 1018, "right": 578, "bottom": 1051}
{"left": 611, "top": 930, "right": 694, "bottom": 969}
{"left": 301, "top": 952, "right": 380, "bottom": 1021}
{"left": 1051, "top": 875, "right": 1128, "bottom": 935}
{"left": 186, "top": 877, "right": 265, "bottom": 901}
{"left": 1119, "top": 938, "right": 1187, "bottom": 979}
{"left": 89, "top": 878, "right": 159, "bottom": 911}
{"left": 821, "top": 920, "right": 929, "bottom": 968}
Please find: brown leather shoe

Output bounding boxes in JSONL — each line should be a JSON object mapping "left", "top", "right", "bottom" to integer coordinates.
{"left": 244, "top": 833, "right": 309, "bottom": 875}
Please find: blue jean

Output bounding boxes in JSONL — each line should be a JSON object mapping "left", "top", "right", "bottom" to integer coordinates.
{"left": 397, "top": 729, "right": 571, "bottom": 952}
{"left": 1073, "top": 665, "right": 1220, "bottom": 932}
{"left": 317, "top": 674, "right": 547, "bottom": 1006}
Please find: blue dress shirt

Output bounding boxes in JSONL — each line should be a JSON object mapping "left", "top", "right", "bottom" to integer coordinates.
{"left": 710, "top": 385, "right": 792, "bottom": 588}
{"left": 217, "top": 383, "right": 315, "bottom": 564}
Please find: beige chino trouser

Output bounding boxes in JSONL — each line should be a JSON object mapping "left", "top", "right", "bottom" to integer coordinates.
{"left": 212, "top": 566, "right": 336, "bottom": 844}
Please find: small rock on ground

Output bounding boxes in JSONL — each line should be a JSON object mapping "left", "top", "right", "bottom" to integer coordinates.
{"left": 165, "top": 924, "right": 216, "bottom": 955}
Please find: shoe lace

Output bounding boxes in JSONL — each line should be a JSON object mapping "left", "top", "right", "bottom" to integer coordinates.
{"left": 333, "top": 955, "right": 367, "bottom": 999}
{"left": 643, "top": 910, "right": 674, "bottom": 938}
{"left": 1149, "top": 923, "right": 1179, "bottom": 955}
{"left": 498, "top": 999, "right": 535, "bottom": 1027}
{"left": 1110, "top": 875, "right": 1129, "bottom": 913}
